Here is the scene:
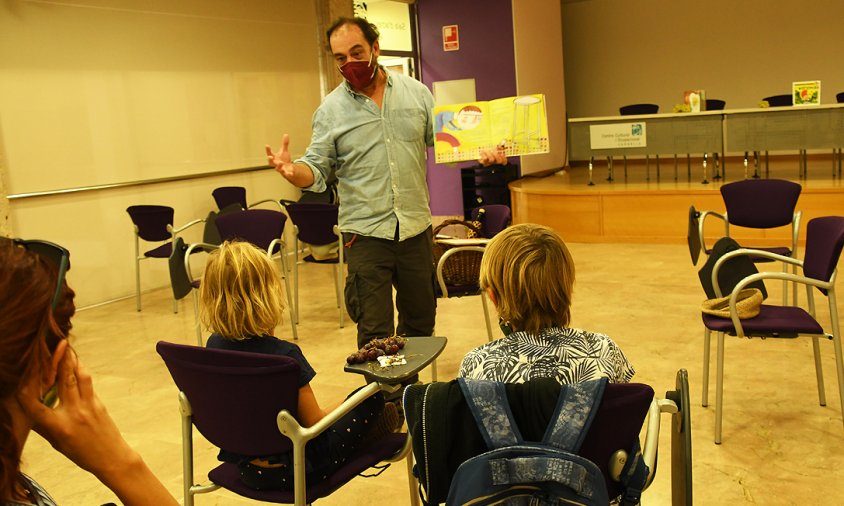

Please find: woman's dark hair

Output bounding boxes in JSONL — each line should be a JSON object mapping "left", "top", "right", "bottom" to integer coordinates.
{"left": 0, "top": 238, "right": 75, "bottom": 500}
{"left": 325, "top": 16, "right": 380, "bottom": 51}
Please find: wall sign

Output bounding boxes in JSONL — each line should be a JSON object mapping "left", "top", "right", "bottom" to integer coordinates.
{"left": 443, "top": 25, "right": 459, "bottom": 51}
{"left": 589, "top": 122, "right": 647, "bottom": 149}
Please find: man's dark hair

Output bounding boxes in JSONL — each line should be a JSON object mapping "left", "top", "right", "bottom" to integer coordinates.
{"left": 326, "top": 17, "right": 380, "bottom": 51}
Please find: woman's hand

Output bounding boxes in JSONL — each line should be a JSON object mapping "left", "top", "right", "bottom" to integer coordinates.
{"left": 17, "top": 343, "right": 177, "bottom": 505}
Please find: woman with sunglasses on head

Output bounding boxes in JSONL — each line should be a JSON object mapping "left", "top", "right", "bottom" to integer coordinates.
{"left": 0, "top": 238, "right": 177, "bottom": 505}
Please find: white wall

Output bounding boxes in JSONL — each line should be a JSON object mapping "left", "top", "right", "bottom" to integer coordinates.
{"left": 562, "top": 0, "right": 844, "bottom": 118}
{"left": 1, "top": 0, "right": 322, "bottom": 307}
{"left": 513, "top": 0, "right": 567, "bottom": 174}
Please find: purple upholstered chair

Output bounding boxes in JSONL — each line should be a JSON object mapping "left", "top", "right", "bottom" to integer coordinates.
{"left": 212, "top": 186, "right": 248, "bottom": 210}
{"left": 127, "top": 205, "right": 205, "bottom": 313}
{"left": 156, "top": 341, "right": 413, "bottom": 506}
{"left": 470, "top": 204, "right": 511, "bottom": 238}
{"left": 701, "top": 216, "right": 844, "bottom": 444}
{"left": 215, "top": 209, "right": 298, "bottom": 340}
{"left": 212, "top": 186, "right": 285, "bottom": 212}
{"left": 618, "top": 103, "right": 660, "bottom": 181}
{"left": 692, "top": 178, "right": 802, "bottom": 303}
{"left": 282, "top": 202, "right": 345, "bottom": 328}
{"left": 762, "top": 94, "right": 792, "bottom": 107}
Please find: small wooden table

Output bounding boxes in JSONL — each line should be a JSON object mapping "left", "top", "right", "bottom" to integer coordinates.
{"left": 343, "top": 336, "right": 448, "bottom": 384}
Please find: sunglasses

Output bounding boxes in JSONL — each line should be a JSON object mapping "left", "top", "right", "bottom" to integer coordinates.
{"left": 13, "top": 238, "right": 71, "bottom": 311}
{"left": 12, "top": 238, "right": 71, "bottom": 407}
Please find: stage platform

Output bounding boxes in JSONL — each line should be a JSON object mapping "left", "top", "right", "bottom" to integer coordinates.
{"left": 509, "top": 154, "right": 844, "bottom": 245}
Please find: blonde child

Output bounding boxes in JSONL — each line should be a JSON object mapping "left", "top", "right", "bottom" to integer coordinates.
{"left": 458, "top": 224, "right": 635, "bottom": 384}
{"left": 199, "top": 240, "right": 397, "bottom": 491}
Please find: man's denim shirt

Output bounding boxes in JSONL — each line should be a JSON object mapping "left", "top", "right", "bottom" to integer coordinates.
{"left": 296, "top": 68, "right": 435, "bottom": 241}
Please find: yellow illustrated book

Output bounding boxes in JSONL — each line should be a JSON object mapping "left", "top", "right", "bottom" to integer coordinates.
{"left": 793, "top": 80, "right": 821, "bottom": 106}
{"left": 433, "top": 94, "right": 549, "bottom": 164}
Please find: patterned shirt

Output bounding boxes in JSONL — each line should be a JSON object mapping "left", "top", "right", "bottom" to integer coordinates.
{"left": 458, "top": 326, "right": 635, "bottom": 384}
{"left": 296, "top": 68, "right": 435, "bottom": 241}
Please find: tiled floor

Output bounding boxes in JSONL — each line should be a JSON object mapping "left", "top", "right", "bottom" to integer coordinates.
{"left": 20, "top": 242, "right": 844, "bottom": 505}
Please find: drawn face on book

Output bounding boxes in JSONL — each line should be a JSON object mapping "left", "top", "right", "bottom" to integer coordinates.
{"left": 454, "top": 106, "right": 483, "bottom": 130}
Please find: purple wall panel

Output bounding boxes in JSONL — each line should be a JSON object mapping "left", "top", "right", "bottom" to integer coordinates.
{"left": 416, "top": 0, "right": 517, "bottom": 216}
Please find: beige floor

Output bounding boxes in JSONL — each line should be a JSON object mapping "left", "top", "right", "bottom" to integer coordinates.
{"left": 20, "top": 242, "right": 844, "bottom": 505}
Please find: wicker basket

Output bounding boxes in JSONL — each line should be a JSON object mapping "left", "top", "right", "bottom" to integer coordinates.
{"left": 433, "top": 219, "right": 485, "bottom": 287}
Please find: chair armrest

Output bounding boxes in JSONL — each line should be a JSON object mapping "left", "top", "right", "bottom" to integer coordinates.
{"left": 276, "top": 382, "right": 396, "bottom": 443}
{"left": 277, "top": 381, "right": 406, "bottom": 506}
{"left": 710, "top": 247, "right": 803, "bottom": 297}
{"left": 184, "top": 242, "right": 219, "bottom": 281}
{"left": 247, "top": 198, "right": 284, "bottom": 211}
{"left": 435, "top": 245, "right": 485, "bottom": 297}
{"left": 697, "top": 210, "right": 726, "bottom": 255}
{"left": 726, "top": 270, "right": 831, "bottom": 338}
{"left": 168, "top": 218, "right": 206, "bottom": 236}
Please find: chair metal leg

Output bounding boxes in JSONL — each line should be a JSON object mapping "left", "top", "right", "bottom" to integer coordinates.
{"left": 656, "top": 154, "right": 660, "bottom": 180}
{"left": 715, "top": 331, "right": 725, "bottom": 444}
{"left": 674, "top": 154, "right": 679, "bottom": 181}
{"left": 134, "top": 237, "right": 142, "bottom": 312}
{"left": 293, "top": 245, "right": 300, "bottom": 325}
{"left": 782, "top": 262, "right": 789, "bottom": 305}
{"left": 829, "top": 293, "right": 844, "bottom": 430}
{"left": 702, "top": 327, "right": 711, "bottom": 407}
{"left": 811, "top": 336, "right": 827, "bottom": 406}
{"left": 180, "top": 396, "right": 195, "bottom": 506}
{"left": 406, "top": 450, "right": 420, "bottom": 506}
{"left": 278, "top": 252, "right": 299, "bottom": 340}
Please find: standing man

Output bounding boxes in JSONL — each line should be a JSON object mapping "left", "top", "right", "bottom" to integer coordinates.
{"left": 267, "top": 17, "right": 505, "bottom": 348}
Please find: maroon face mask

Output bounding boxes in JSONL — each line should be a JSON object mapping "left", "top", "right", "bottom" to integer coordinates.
{"left": 338, "top": 52, "right": 377, "bottom": 90}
